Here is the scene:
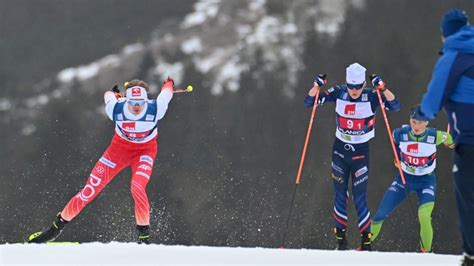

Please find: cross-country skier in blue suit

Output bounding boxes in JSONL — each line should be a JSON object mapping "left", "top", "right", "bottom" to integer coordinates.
{"left": 305, "top": 63, "right": 400, "bottom": 250}
{"left": 371, "top": 106, "right": 454, "bottom": 253}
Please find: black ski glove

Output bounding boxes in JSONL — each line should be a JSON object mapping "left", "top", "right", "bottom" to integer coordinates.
{"left": 314, "top": 74, "right": 327, "bottom": 87}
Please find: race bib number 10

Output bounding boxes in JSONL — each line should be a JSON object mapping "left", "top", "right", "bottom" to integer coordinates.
{"left": 402, "top": 154, "right": 428, "bottom": 166}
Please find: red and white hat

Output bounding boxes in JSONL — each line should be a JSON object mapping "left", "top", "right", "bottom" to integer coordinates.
{"left": 126, "top": 86, "right": 147, "bottom": 100}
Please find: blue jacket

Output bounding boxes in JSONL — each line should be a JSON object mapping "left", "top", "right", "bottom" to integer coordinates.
{"left": 420, "top": 26, "right": 474, "bottom": 145}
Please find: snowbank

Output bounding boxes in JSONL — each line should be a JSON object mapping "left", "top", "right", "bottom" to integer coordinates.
{"left": 0, "top": 242, "right": 461, "bottom": 265}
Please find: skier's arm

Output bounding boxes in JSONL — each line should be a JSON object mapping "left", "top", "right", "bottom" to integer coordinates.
{"left": 382, "top": 93, "right": 401, "bottom": 111}
{"left": 372, "top": 90, "right": 401, "bottom": 111}
{"left": 104, "top": 91, "right": 119, "bottom": 120}
{"left": 419, "top": 52, "right": 459, "bottom": 120}
{"left": 392, "top": 128, "right": 402, "bottom": 154}
{"left": 156, "top": 79, "right": 174, "bottom": 120}
{"left": 381, "top": 88, "right": 395, "bottom": 102}
{"left": 435, "top": 130, "right": 455, "bottom": 148}
{"left": 305, "top": 86, "right": 340, "bottom": 107}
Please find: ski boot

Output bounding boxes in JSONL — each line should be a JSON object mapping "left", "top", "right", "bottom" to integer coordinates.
{"left": 334, "top": 227, "right": 348, "bottom": 250}
{"left": 421, "top": 244, "right": 432, "bottom": 253}
{"left": 358, "top": 232, "right": 372, "bottom": 251}
{"left": 462, "top": 254, "right": 474, "bottom": 266}
{"left": 28, "top": 213, "right": 68, "bottom": 243}
{"left": 137, "top": 225, "right": 150, "bottom": 244}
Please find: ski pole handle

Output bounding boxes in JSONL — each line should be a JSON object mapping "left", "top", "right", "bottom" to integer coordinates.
{"left": 174, "top": 85, "right": 194, "bottom": 94}
{"left": 375, "top": 90, "right": 407, "bottom": 185}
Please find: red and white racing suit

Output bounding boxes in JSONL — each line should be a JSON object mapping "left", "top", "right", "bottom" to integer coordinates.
{"left": 61, "top": 84, "right": 173, "bottom": 226}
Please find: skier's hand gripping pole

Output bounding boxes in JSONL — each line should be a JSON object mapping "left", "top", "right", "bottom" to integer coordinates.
{"left": 111, "top": 85, "right": 124, "bottom": 99}
{"left": 161, "top": 76, "right": 193, "bottom": 94}
{"left": 445, "top": 124, "right": 455, "bottom": 149}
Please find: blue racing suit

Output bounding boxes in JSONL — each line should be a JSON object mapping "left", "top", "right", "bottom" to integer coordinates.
{"left": 371, "top": 126, "right": 449, "bottom": 252}
{"left": 305, "top": 85, "right": 400, "bottom": 233}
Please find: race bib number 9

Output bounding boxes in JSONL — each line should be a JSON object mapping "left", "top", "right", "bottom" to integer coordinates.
{"left": 339, "top": 117, "right": 365, "bottom": 130}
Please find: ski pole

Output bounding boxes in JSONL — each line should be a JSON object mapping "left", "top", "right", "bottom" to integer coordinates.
{"left": 113, "top": 84, "right": 194, "bottom": 95}
{"left": 281, "top": 74, "right": 326, "bottom": 248}
{"left": 374, "top": 85, "right": 406, "bottom": 185}
{"left": 174, "top": 85, "right": 194, "bottom": 94}
{"left": 372, "top": 75, "right": 426, "bottom": 251}
{"left": 295, "top": 88, "right": 321, "bottom": 185}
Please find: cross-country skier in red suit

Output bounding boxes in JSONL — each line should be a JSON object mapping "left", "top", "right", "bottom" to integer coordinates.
{"left": 28, "top": 78, "right": 174, "bottom": 244}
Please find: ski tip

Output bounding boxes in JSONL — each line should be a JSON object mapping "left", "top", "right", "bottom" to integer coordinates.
{"left": 27, "top": 232, "right": 42, "bottom": 242}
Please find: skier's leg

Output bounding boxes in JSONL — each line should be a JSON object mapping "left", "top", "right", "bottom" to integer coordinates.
{"left": 453, "top": 144, "right": 474, "bottom": 259}
{"left": 61, "top": 144, "right": 128, "bottom": 221}
{"left": 350, "top": 152, "right": 371, "bottom": 235}
{"left": 416, "top": 174, "right": 436, "bottom": 252}
{"left": 29, "top": 143, "right": 128, "bottom": 243}
{"left": 371, "top": 175, "right": 408, "bottom": 242}
{"left": 331, "top": 150, "right": 350, "bottom": 230}
{"left": 349, "top": 150, "right": 374, "bottom": 250}
{"left": 418, "top": 203, "right": 435, "bottom": 252}
{"left": 130, "top": 152, "right": 156, "bottom": 226}
{"left": 130, "top": 147, "right": 157, "bottom": 244}
{"left": 331, "top": 147, "right": 351, "bottom": 250}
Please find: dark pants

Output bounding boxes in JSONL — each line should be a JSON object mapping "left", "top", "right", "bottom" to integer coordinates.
{"left": 331, "top": 139, "right": 371, "bottom": 233}
{"left": 453, "top": 144, "right": 474, "bottom": 256}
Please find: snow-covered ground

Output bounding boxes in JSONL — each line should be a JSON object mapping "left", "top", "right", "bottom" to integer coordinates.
{"left": 0, "top": 243, "right": 462, "bottom": 265}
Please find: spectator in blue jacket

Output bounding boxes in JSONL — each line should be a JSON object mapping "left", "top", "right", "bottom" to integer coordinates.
{"left": 418, "top": 9, "right": 474, "bottom": 265}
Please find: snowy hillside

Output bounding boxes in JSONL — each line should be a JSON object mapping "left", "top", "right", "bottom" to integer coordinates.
{"left": 0, "top": 243, "right": 462, "bottom": 265}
